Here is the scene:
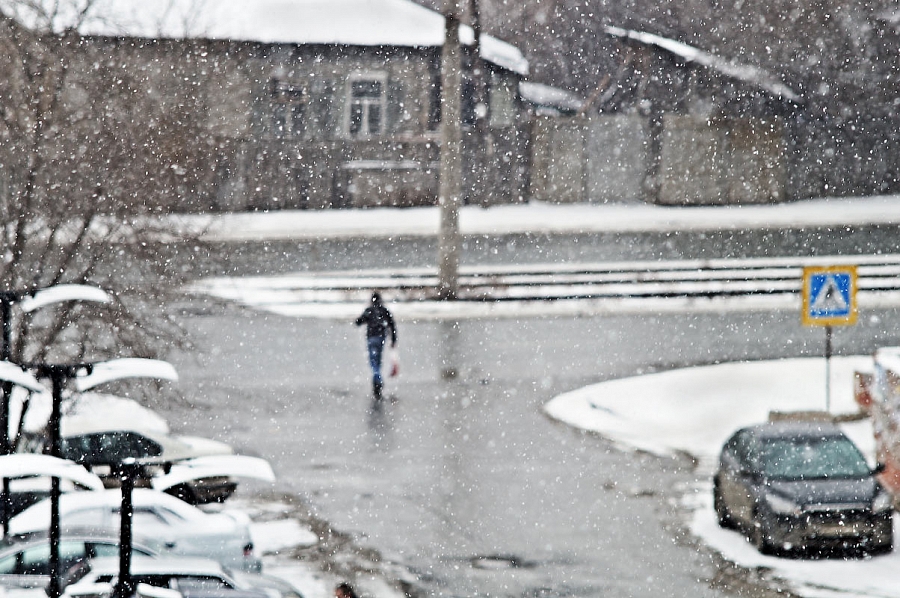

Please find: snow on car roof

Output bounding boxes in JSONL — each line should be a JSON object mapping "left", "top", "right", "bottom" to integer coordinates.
{"left": 84, "top": 555, "right": 228, "bottom": 576}
{"left": 6, "top": 0, "right": 529, "bottom": 75}
{"left": 0, "top": 362, "right": 46, "bottom": 394}
{"left": 151, "top": 455, "right": 275, "bottom": 492}
{"left": 61, "top": 394, "right": 170, "bottom": 437}
{"left": 74, "top": 358, "right": 178, "bottom": 392}
{"left": 9, "top": 488, "right": 210, "bottom": 534}
{"left": 11, "top": 493, "right": 201, "bottom": 535}
{"left": 0, "top": 455, "right": 104, "bottom": 490}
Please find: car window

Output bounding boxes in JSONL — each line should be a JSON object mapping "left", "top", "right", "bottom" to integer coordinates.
{"left": 759, "top": 436, "right": 870, "bottom": 479}
{"left": 20, "top": 541, "right": 86, "bottom": 575}
{"left": 171, "top": 576, "right": 233, "bottom": 591}
{"left": 61, "top": 435, "right": 94, "bottom": 464}
{"left": 94, "top": 432, "right": 162, "bottom": 463}
{"left": 112, "top": 505, "right": 188, "bottom": 526}
{"left": 733, "top": 431, "right": 758, "bottom": 471}
{"left": 112, "top": 507, "right": 170, "bottom": 528}
{"left": 66, "top": 507, "right": 106, "bottom": 527}
{"left": 0, "top": 552, "right": 19, "bottom": 574}
{"left": 89, "top": 543, "right": 118, "bottom": 559}
{"left": 134, "top": 510, "right": 169, "bottom": 527}
{"left": 64, "top": 432, "right": 164, "bottom": 466}
{"left": 20, "top": 543, "right": 52, "bottom": 575}
{"left": 88, "top": 543, "right": 153, "bottom": 559}
{"left": 722, "top": 434, "right": 739, "bottom": 457}
{"left": 152, "top": 507, "right": 187, "bottom": 525}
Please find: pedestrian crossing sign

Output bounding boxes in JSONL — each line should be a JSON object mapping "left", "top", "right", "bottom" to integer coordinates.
{"left": 801, "top": 265, "right": 858, "bottom": 326}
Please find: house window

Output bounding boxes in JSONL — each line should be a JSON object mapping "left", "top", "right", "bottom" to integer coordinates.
{"left": 347, "top": 75, "right": 386, "bottom": 138}
{"left": 272, "top": 78, "right": 306, "bottom": 139}
{"left": 490, "top": 72, "right": 516, "bottom": 127}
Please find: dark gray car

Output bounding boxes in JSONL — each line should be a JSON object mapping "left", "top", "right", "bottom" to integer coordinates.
{"left": 713, "top": 421, "right": 894, "bottom": 555}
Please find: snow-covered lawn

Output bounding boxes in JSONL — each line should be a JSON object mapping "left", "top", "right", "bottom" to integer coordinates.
{"left": 184, "top": 196, "right": 900, "bottom": 241}
{"left": 545, "top": 356, "right": 900, "bottom": 598}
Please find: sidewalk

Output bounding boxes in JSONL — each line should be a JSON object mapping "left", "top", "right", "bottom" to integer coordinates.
{"left": 182, "top": 196, "right": 900, "bottom": 242}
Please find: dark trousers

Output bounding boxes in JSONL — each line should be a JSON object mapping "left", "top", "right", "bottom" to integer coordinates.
{"left": 366, "top": 335, "right": 386, "bottom": 385}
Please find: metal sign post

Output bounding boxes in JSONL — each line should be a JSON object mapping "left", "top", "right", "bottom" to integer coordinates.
{"left": 801, "top": 265, "right": 858, "bottom": 412}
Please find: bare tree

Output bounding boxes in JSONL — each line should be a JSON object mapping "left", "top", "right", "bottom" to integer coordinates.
{"left": 0, "top": 2, "right": 199, "bottom": 372}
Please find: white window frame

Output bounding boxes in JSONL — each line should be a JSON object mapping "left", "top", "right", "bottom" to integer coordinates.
{"left": 345, "top": 72, "right": 387, "bottom": 138}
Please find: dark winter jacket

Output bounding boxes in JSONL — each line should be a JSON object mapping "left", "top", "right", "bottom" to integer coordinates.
{"left": 355, "top": 304, "right": 397, "bottom": 344}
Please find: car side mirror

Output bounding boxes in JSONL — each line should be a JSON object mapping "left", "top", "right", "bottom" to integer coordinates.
{"left": 873, "top": 462, "right": 887, "bottom": 475}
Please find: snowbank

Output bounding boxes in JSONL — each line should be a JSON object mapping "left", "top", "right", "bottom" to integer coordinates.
{"left": 543, "top": 356, "right": 900, "bottom": 598}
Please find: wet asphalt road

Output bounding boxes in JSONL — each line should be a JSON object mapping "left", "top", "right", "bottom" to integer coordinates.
{"left": 158, "top": 228, "right": 900, "bottom": 597}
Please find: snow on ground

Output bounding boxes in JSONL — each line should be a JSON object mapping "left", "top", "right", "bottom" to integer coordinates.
{"left": 545, "top": 357, "right": 875, "bottom": 465}
{"left": 233, "top": 497, "right": 408, "bottom": 598}
{"left": 250, "top": 520, "right": 334, "bottom": 598}
{"left": 544, "top": 355, "right": 900, "bottom": 598}
{"left": 178, "top": 196, "right": 900, "bottom": 242}
{"left": 193, "top": 278, "right": 808, "bottom": 321}
{"left": 251, "top": 519, "right": 319, "bottom": 553}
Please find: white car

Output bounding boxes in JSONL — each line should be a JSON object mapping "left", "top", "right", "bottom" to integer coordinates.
{"left": 62, "top": 556, "right": 302, "bottom": 598}
{"left": 8, "top": 490, "right": 261, "bottom": 573}
{"left": 20, "top": 426, "right": 239, "bottom": 505}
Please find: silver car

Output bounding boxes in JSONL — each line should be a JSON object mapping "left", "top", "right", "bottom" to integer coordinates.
{"left": 63, "top": 556, "right": 302, "bottom": 598}
{"left": 9, "top": 489, "right": 261, "bottom": 572}
{"left": 0, "top": 529, "right": 157, "bottom": 590}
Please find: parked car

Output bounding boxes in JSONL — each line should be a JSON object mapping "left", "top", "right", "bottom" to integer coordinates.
{"left": 713, "top": 421, "right": 894, "bottom": 555}
{"left": 20, "top": 425, "right": 239, "bottom": 505}
{"left": 7, "top": 489, "right": 261, "bottom": 572}
{"left": 62, "top": 556, "right": 302, "bottom": 598}
{"left": 0, "top": 529, "right": 158, "bottom": 590}
{"left": 0, "top": 454, "right": 106, "bottom": 521}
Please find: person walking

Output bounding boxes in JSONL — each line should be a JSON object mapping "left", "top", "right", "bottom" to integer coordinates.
{"left": 334, "top": 583, "right": 359, "bottom": 598}
{"left": 355, "top": 291, "right": 397, "bottom": 400}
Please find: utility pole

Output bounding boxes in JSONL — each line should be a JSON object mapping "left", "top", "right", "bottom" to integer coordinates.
{"left": 469, "top": 0, "right": 490, "bottom": 207}
{"left": 438, "top": 0, "right": 464, "bottom": 300}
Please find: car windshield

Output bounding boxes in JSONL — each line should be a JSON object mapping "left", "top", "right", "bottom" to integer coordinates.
{"left": 758, "top": 436, "right": 870, "bottom": 479}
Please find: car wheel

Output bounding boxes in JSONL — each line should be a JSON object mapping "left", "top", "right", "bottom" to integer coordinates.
{"left": 713, "top": 482, "right": 737, "bottom": 529}
{"left": 750, "top": 517, "right": 774, "bottom": 555}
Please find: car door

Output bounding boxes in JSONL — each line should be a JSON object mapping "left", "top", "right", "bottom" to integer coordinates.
{"left": 729, "top": 432, "right": 762, "bottom": 524}
{"left": 719, "top": 431, "right": 757, "bottom": 526}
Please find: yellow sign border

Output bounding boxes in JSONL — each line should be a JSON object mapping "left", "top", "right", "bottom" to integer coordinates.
{"left": 801, "top": 265, "right": 858, "bottom": 326}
